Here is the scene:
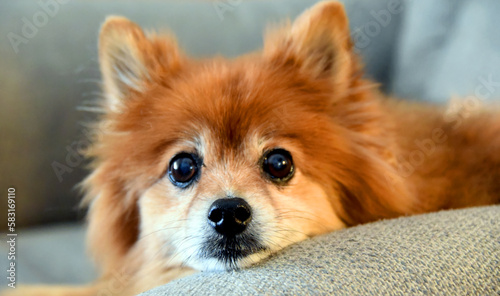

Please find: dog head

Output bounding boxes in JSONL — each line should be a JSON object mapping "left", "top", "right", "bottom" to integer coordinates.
{"left": 84, "top": 1, "right": 415, "bottom": 275}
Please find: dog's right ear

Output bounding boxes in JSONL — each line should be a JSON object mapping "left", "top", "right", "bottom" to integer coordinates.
{"left": 99, "top": 16, "right": 182, "bottom": 112}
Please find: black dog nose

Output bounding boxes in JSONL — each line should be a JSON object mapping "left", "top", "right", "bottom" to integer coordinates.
{"left": 208, "top": 198, "right": 252, "bottom": 237}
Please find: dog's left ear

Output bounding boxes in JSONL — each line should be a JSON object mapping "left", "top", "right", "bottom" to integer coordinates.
{"left": 264, "top": 1, "right": 355, "bottom": 90}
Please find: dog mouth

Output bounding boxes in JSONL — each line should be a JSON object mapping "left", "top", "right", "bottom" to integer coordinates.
{"left": 199, "top": 233, "right": 267, "bottom": 269}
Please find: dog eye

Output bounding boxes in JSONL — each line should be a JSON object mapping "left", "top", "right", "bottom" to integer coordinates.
{"left": 168, "top": 153, "right": 200, "bottom": 188}
{"left": 262, "top": 149, "right": 294, "bottom": 183}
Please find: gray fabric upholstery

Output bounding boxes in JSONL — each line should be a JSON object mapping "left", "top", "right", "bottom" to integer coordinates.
{"left": 142, "top": 206, "right": 500, "bottom": 296}
{"left": 389, "top": 0, "right": 500, "bottom": 102}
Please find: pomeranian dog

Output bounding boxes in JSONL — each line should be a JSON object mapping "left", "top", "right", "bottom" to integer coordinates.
{"left": 4, "top": 1, "right": 499, "bottom": 295}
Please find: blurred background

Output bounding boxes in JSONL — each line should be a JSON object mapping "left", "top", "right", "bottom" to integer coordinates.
{"left": 1, "top": 0, "right": 500, "bottom": 286}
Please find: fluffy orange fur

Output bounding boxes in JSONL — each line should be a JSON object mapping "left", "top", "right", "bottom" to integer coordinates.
{"left": 3, "top": 1, "right": 499, "bottom": 295}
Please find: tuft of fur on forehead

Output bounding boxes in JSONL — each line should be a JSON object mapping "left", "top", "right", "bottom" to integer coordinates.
{"left": 83, "top": 1, "right": 417, "bottom": 281}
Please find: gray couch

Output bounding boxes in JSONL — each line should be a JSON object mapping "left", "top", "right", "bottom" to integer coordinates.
{"left": 1, "top": 0, "right": 500, "bottom": 295}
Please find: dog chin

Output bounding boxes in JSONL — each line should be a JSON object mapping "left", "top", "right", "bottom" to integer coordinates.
{"left": 185, "top": 234, "right": 272, "bottom": 271}
{"left": 190, "top": 249, "right": 273, "bottom": 272}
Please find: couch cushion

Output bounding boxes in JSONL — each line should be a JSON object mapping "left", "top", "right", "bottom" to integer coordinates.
{"left": 141, "top": 205, "right": 500, "bottom": 295}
